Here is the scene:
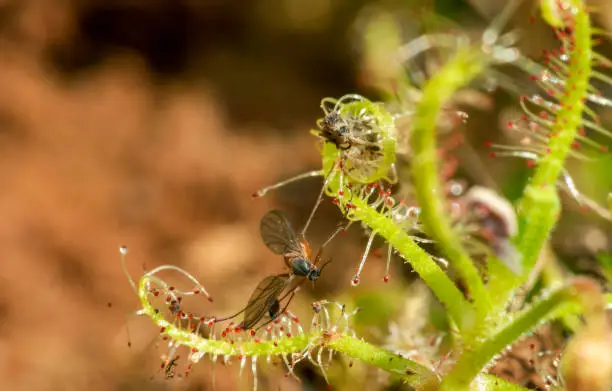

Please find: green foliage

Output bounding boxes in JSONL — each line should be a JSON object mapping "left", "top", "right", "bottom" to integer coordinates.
{"left": 126, "top": 0, "right": 612, "bottom": 390}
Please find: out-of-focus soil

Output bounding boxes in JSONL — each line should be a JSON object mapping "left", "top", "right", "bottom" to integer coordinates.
{"left": 0, "top": 1, "right": 370, "bottom": 390}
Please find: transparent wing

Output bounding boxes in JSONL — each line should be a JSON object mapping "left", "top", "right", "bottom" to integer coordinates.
{"left": 242, "top": 274, "right": 290, "bottom": 330}
{"left": 260, "top": 210, "right": 302, "bottom": 255}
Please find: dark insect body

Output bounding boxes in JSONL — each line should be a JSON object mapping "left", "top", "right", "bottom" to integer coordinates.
{"left": 214, "top": 210, "right": 342, "bottom": 331}
{"left": 314, "top": 94, "right": 397, "bottom": 185}
{"left": 213, "top": 273, "right": 296, "bottom": 332}
{"left": 239, "top": 274, "right": 294, "bottom": 330}
{"left": 260, "top": 210, "right": 323, "bottom": 281}
{"left": 319, "top": 112, "right": 352, "bottom": 150}
{"left": 164, "top": 355, "right": 180, "bottom": 379}
{"left": 317, "top": 106, "right": 383, "bottom": 154}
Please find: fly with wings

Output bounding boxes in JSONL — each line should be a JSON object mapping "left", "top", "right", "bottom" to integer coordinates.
{"left": 216, "top": 210, "right": 343, "bottom": 331}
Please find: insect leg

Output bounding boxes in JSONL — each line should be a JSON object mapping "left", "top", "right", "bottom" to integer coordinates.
{"left": 259, "top": 290, "right": 297, "bottom": 332}
{"left": 258, "top": 287, "right": 297, "bottom": 332}
{"left": 320, "top": 221, "right": 353, "bottom": 251}
{"left": 320, "top": 97, "right": 340, "bottom": 115}
{"left": 334, "top": 94, "right": 366, "bottom": 110}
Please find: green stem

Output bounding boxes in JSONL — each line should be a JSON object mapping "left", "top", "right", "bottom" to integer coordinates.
{"left": 475, "top": 374, "right": 533, "bottom": 391}
{"left": 440, "top": 287, "right": 571, "bottom": 390}
{"left": 410, "top": 45, "right": 492, "bottom": 326}
{"left": 498, "top": 0, "right": 592, "bottom": 309}
{"left": 339, "top": 188, "right": 476, "bottom": 333}
{"left": 488, "top": 187, "right": 560, "bottom": 305}
{"left": 540, "top": 244, "right": 582, "bottom": 331}
{"left": 319, "top": 142, "right": 474, "bottom": 332}
{"left": 327, "top": 336, "right": 440, "bottom": 390}
{"left": 440, "top": 279, "right": 595, "bottom": 391}
{"left": 138, "top": 274, "right": 527, "bottom": 391}
{"left": 138, "top": 276, "right": 439, "bottom": 389}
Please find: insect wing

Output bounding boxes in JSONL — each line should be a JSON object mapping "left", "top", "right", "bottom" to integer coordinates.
{"left": 260, "top": 210, "right": 302, "bottom": 255}
{"left": 242, "top": 275, "right": 290, "bottom": 330}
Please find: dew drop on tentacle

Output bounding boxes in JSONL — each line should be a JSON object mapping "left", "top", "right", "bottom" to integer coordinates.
{"left": 350, "top": 230, "right": 377, "bottom": 287}
{"left": 384, "top": 244, "right": 393, "bottom": 283}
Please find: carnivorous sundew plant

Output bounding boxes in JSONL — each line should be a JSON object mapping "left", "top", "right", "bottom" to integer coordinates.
{"left": 120, "top": 1, "right": 612, "bottom": 390}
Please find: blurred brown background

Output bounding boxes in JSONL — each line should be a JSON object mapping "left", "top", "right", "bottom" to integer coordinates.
{"left": 0, "top": 1, "right": 380, "bottom": 390}
{"left": 0, "top": 1, "right": 611, "bottom": 391}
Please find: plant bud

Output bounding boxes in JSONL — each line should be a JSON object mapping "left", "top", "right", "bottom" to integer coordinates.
{"left": 561, "top": 324, "right": 612, "bottom": 391}
{"left": 562, "top": 278, "right": 612, "bottom": 391}
{"left": 462, "top": 186, "right": 522, "bottom": 274}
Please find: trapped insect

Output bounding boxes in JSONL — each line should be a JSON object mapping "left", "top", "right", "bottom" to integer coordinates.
{"left": 215, "top": 210, "right": 344, "bottom": 330}
{"left": 240, "top": 274, "right": 295, "bottom": 330}
{"left": 213, "top": 273, "right": 299, "bottom": 331}
{"left": 313, "top": 94, "right": 398, "bottom": 185}
{"left": 316, "top": 96, "right": 383, "bottom": 153}
{"left": 260, "top": 210, "right": 325, "bottom": 280}
{"left": 163, "top": 355, "right": 181, "bottom": 379}
{"left": 252, "top": 95, "right": 398, "bottom": 236}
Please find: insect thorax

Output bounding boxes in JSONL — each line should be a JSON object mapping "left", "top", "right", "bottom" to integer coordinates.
{"left": 287, "top": 256, "right": 313, "bottom": 277}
